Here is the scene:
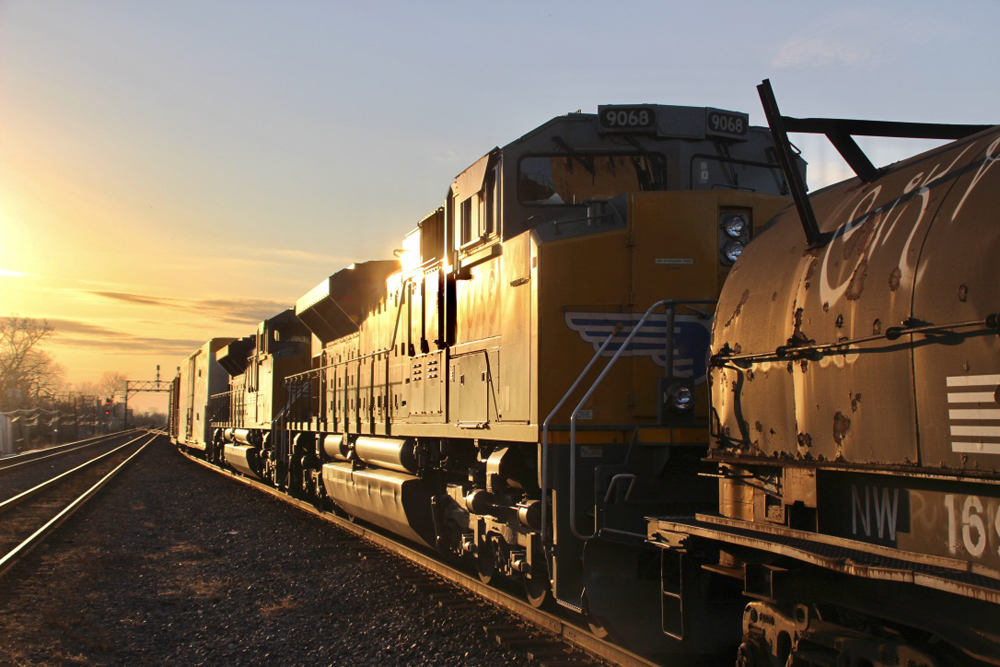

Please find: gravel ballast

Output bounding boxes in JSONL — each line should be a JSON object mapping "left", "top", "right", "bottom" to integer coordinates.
{"left": 0, "top": 436, "right": 527, "bottom": 665}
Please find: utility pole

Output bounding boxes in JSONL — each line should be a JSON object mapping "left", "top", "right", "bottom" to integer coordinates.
{"left": 123, "top": 365, "right": 173, "bottom": 430}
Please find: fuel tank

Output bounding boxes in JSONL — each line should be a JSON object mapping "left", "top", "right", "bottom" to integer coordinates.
{"left": 320, "top": 462, "right": 435, "bottom": 548}
{"left": 353, "top": 436, "right": 417, "bottom": 474}
{"left": 224, "top": 444, "right": 262, "bottom": 480}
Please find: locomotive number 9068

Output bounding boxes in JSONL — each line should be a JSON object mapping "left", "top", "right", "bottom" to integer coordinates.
{"left": 599, "top": 106, "right": 655, "bottom": 131}
{"left": 706, "top": 110, "right": 748, "bottom": 137}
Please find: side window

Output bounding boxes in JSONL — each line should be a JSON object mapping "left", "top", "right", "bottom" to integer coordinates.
{"left": 458, "top": 171, "right": 498, "bottom": 248}
{"left": 484, "top": 167, "right": 496, "bottom": 236}
{"left": 419, "top": 208, "right": 444, "bottom": 264}
{"left": 518, "top": 153, "right": 665, "bottom": 205}
{"left": 452, "top": 152, "right": 500, "bottom": 253}
{"left": 461, "top": 197, "right": 475, "bottom": 246}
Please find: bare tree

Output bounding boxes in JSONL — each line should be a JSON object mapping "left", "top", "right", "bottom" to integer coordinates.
{"left": 0, "top": 315, "right": 65, "bottom": 410}
{"left": 73, "top": 381, "right": 100, "bottom": 398}
{"left": 71, "top": 381, "right": 102, "bottom": 412}
{"left": 99, "top": 371, "right": 128, "bottom": 401}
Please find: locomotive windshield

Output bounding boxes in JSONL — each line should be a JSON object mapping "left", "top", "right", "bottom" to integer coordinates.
{"left": 518, "top": 153, "right": 665, "bottom": 205}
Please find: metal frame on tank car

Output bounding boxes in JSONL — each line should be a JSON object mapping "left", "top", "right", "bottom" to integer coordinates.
{"left": 648, "top": 81, "right": 1000, "bottom": 665}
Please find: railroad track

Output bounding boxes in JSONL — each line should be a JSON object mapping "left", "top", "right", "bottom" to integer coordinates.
{"left": 178, "top": 448, "right": 658, "bottom": 667}
{"left": 0, "top": 430, "right": 141, "bottom": 473}
{"left": 0, "top": 431, "right": 157, "bottom": 579}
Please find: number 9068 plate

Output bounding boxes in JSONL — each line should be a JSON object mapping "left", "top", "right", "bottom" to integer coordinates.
{"left": 598, "top": 105, "right": 656, "bottom": 132}
{"left": 706, "top": 109, "right": 749, "bottom": 138}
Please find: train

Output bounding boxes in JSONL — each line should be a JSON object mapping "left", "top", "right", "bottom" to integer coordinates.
{"left": 646, "top": 83, "right": 1000, "bottom": 665}
{"left": 170, "top": 83, "right": 1000, "bottom": 664}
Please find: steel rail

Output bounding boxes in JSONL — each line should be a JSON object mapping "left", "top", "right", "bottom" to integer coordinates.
{"left": 0, "top": 433, "right": 156, "bottom": 579}
{"left": 0, "top": 430, "right": 140, "bottom": 472}
{"left": 0, "top": 433, "right": 114, "bottom": 469}
{"left": 0, "top": 432, "right": 151, "bottom": 513}
{"left": 178, "top": 449, "right": 656, "bottom": 667}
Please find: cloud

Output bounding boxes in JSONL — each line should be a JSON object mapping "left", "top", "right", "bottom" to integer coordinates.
{"left": 183, "top": 246, "right": 355, "bottom": 272}
{"left": 254, "top": 247, "right": 343, "bottom": 264}
{"left": 47, "top": 291, "right": 293, "bottom": 356}
{"left": 45, "top": 318, "right": 204, "bottom": 354}
{"left": 90, "top": 291, "right": 179, "bottom": 307}
{"left": 196, "top": 298, "right": 293, "bottom": 324}
{"left": 771, "top": 10, "right": 889, "bottom": 70}
{"left": 45, "top": 319, "right": 120, "bottom": 336}
{"left": 772, "top": 11, "right": 954, "bottom": 71}
{"left": 88, "top": 291, "right": 289, "bottom": 325}
{"left": 772, "top": 36, "right": 879, "bottom": 69}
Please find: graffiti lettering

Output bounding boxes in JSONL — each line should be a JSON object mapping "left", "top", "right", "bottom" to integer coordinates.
{"left": 952, "top": 137, "right": 1000, "bottom": 220}
{"left": 818, "top": 140, "right": 982, "bottom": 308}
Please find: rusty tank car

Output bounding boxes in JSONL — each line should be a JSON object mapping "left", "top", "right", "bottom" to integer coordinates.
{"left": 649, "top": 81, "right": 1000, "bottom": 665}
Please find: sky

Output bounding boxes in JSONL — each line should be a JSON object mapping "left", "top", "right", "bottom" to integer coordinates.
{"left": 1, "top": 0, "right": 997, "bottom": 413}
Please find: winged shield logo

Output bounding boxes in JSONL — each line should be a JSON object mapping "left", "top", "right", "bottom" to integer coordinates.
{"left": 564, "top": 311, "right": 711, "bottom": 384}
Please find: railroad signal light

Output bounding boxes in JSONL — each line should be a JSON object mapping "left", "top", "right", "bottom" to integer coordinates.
{"left": 104, "top": 409, "right": 111, "bottom": 416}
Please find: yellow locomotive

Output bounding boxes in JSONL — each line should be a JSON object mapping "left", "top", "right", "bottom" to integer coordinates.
{"left": 198, "top": 103, "right": 796, "bottom": 657}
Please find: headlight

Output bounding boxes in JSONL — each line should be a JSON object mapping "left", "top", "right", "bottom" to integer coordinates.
{"left": 722, "top": 214, "right": 747, "bottom": 238}
{"left": 659, "top": 379, "right": 696, "bottom": 422}
{"left": 670, "top": 385, "right": 694, "bottom": 410}
{"left": 723, "top": 240, "right": 744, "bottom": 263}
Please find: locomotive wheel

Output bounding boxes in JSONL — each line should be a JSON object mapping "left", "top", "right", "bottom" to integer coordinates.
{"left": 476, "top": 541, "right": 497, "bottom": 585}
{"left": 308, "top": 493, "right": 325, "bottom": 512}
{"left": 522, "top": 574, "right": 549, "bottom": 608}
{"left": 583, "top": 591, "right": 619, "bottom": 641}
{"left": 287, "top": 459, "right": 305, "bottom": 499}
{"left": 736, "top": 638, "right": 767, "bottom": 667}
{"left": 587, "top": 618, "right": 619, "bottom": 641}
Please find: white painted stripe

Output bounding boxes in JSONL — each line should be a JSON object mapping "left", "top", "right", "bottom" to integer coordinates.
{"left": 949, "top": 408, "right": 1000, "bottom": 420}
{"left": 947, "top": 392, "right": 996, "bottom": 404}
{"left": 950, "top": 425, "right": 1000, "bottom": 437}
{"left": 946, "top": 374, "right": 1000, "bottom": 387}
{"left": 952, "top": 441, "right": 1000, "bottom": 455}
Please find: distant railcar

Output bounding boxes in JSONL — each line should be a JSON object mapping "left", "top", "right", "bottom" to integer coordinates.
{"left": 649, "top": 83, "right": 1000, "bottom": 664}
{"left": 171, "top": 338, "right": 234, "bottom": 453}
